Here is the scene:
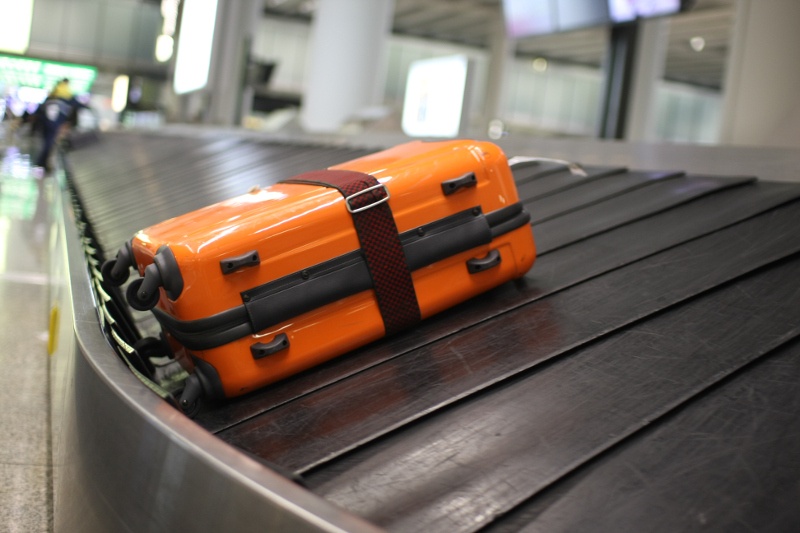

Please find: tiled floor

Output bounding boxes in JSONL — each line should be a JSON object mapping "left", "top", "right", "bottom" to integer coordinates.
{"left": 0, "top": 137, "right": 53, "bottom": 532}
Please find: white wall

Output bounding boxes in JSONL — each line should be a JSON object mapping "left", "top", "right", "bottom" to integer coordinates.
{"left": 720, "top": 0, "right": 800, "bottom": 148}
{"left": 27, "top": 0, "right": 162, "bottom": 68}
{"left": 23, "top": 5, "right": 725, "bottom": 143}
{"left": 251, "top": 15, "right": 719, "bottom": 142}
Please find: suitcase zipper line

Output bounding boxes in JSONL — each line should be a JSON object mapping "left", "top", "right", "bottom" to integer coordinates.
{"left": 152, "top": 203, "right": 531, "bottom": 352}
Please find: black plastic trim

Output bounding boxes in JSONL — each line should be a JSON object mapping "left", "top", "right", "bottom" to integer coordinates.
{"left": 192, "top": 356, "right": 226, "bottom": 401}
{"left": 221, "top": 250, "right": 261, "bottom": 275}
{"left": 242, "top": 207, "right": 491, "bottom": 333}
{"left": 151, "top": 203, "right": 530, "bottom": 351}
{"left": 153, "top": 307, "right": 252, "bottom": 351}
{"left": 251, "top": 334, "right": 290, "bottom": 359}
{"left": 155, "top": 246, "right": 184, "bottom": 300}
{"left": 467, "top": 249, "right": 502, "bottom": 274}
{"left": 441, "top": 172, "right": 477, "bottom": 196}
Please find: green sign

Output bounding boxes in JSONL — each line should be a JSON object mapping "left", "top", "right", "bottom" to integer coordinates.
{"left": 0, "top": 54, "right": 97, "bottom": 94}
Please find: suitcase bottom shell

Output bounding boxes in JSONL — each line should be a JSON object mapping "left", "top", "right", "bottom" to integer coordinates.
{"left": 173, "top": 222, "right": 535, "bottom": 409}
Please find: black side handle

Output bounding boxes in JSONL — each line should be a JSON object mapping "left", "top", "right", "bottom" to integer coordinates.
{"left": 251, "top": 333, "right": 290, "bottom": 359}
{"left": 467, "top": 249, "right": 501, "bottom": 274}
{"left": 442, "top": 172, "right": 477, "bottom": 196}
{"left": 221, "top": 250, "right": 260, "bottom": 275}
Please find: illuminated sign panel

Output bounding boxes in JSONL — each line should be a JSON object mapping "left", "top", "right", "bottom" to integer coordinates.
{"left": 0, "top": 54, "right": 98, "bottom": 93}
{"left": 0, "top": 0, "right": 34, "bottom": 54}
{"left": 173, "top": 0, "right": 219, "bottom": 94}
{"left": 402, "top": 55, "right": 471, "bottom": 138}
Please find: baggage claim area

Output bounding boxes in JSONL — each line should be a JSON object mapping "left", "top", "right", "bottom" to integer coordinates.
{"left": 3, "top": 1, "right": 800, "bottom": 532}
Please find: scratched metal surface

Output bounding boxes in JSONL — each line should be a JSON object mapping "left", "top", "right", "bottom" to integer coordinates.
{"left": 65, "top": 131, "right": 800, "bottom": 532}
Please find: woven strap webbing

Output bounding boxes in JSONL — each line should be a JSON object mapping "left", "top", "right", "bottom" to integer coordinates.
{"left": 282, "top": 170, "right": 421, "bottom": 335}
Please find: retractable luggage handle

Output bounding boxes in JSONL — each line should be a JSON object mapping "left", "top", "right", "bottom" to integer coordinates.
{"left": 282, "top": 170, "right": 421, "bottom": 335}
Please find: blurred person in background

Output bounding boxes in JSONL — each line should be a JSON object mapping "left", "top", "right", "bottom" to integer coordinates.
{"left": 32, "top": 78, "right": 84, "bottom": 172}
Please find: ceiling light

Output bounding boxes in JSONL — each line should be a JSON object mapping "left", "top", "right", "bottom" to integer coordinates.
{"left": 155, "top": 34, "right": 174, "bottom": 62}
{"left": 690, "top": 36, "right": 705, "bottom": 52}
{"left": 0, "top": 0, "right": 34, "bottom": 54}
{"left": 532, "top": 57, "right": 548, "bottom": 72}
{"left": 112, "top": 75, "right": 130, "bottom": 113}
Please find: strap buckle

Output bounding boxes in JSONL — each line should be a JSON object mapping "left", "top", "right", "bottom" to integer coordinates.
{"left": 345, "top": 183, "right": 391, "bottom": 214}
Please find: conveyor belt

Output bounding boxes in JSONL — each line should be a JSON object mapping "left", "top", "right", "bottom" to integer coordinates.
{"left": 486, "top": 336, "right": 800, "bottom": 533}
{"left": 64, "top": 130, "right": 800, "bottom": 532}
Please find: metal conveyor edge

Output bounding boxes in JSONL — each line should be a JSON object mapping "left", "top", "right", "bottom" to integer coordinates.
{"left": 49, "top": 167, "right": 384, "bottom": 533}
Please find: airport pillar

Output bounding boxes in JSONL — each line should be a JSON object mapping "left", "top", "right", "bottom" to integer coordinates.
{"left": 205, "top": 0, "right": 262, "bottom": 125}
{"left": 719, "top": 0, "right": 800, "bottom": 147}
{"left": 624, "top": 17, "right": 669, "bottom": 142}
{"left": 598, "top": 22, "right": 638, "bottom": 139}
{"left": 483, "top": 16, "right": 513, "bottom": 132}
{"left": 300, "top": 0, "right": 395, "bottom": 133}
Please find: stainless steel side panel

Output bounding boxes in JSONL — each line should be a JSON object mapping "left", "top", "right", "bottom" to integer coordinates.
{"left": 49, "top": 179, "right": 382, "bottom": 533}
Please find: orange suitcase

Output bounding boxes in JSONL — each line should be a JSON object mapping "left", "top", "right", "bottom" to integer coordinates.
{"left": 103, "top": 140, "right": 536, "bottom": 410}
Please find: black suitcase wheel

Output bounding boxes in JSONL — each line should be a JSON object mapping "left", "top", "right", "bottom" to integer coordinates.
{"left": 126, "top": 278, "right": 160, "bottom": 311}
{"left": 101, "top": 259, "right": 130, "bottom": 286}
{"left": 179, "top": 373, "right": 204, "bottom": 417}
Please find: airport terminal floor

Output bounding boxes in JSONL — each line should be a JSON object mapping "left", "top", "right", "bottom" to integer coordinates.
{"left": 0, "top": 143, "right": 52, "bottom": 532}
{"left": 2, "top": 123, "right": 800, "bottom": 532}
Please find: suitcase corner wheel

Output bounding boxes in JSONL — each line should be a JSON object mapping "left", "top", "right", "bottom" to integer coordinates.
{"left": 178, "top": 358, "right": 225, "bottom": 416}
{"left": 101, "top": 240, "right": 135, "bottom": 286}
{"left": 102, "top": 243, "right": 184, "bottom": 311}
{"left": 107, "top": 139, "right": 537, "bottom": 407}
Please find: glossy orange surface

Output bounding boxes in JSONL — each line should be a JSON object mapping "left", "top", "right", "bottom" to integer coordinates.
{"left": 132, "top": 140, "right": 536, "bottom": 397}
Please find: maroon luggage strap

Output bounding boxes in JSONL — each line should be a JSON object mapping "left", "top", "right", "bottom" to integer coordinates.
{"left": 282, "top": 170, "right": 421, "bottom": 335}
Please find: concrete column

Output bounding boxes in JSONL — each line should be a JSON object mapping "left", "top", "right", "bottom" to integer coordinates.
{"left": 719, "top": 0, "right": 800, "bottom": 147}
{"left": 205, "top": 0, "right": 261, "bottom": 125}
{"left": 483, "top": 16, "right": 513, "bottom": 128}
{"left": 300, "top": 0, "right": 394, "bottom": 133}
{"left": 625, "top": 17, "right": 669, "bottom": 142}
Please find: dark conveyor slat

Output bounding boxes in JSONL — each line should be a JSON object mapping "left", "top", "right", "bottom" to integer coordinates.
{"left": 531, "top": 174, "right": 754, "bottom": 254}
{"left": 515, "top": 164, "right": 625, "bottom": 199}
{"left": 526, "top": 169, "right": 683, "bottom": 224}
{"left": 196, "top": 180, "right": 800, "bottom": 433}
{"left": 486, "top": 337, "right": 800, "bottom": 533}
{"left": 307, "top": 256, "right": 800, "bottom": 533}
{"left": 216, "top": 200, "right": 800, "bottom": 474}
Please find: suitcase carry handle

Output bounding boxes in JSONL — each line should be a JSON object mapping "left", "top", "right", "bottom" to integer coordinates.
{"left": 467, "top": 249, "right": 502, "bottom": 274}
{"left": 220, "top": 250, "right": 261, "bottom": 275}
{"left": 441, "top": 172, "right": 477, "bottom": 196}
{"left": 251, "top": 333, "right": 290, "bottom": 359}
{"left": 507, "top": 156, "right": 587, "bottom": 177}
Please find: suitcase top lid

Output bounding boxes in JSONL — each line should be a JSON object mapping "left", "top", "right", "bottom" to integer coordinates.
{"left": 133, "top": 139, "right": 513, "bottom": 257}
{"left": 329, "top": 139, "right": 507, "bottom": 178}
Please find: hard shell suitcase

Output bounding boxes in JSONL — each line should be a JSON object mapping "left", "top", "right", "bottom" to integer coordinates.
{"left": 104, "top": 140, "right": 536, "bottom": 409}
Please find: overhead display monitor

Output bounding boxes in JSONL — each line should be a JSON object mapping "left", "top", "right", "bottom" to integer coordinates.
{"left": 609, "top": 0, "right": 682, "bottom": 22}
{"left": 503, "top": 0, "right": 685, "bottom": 38}
{"left": 173, "top": 0, "right": 219, "bottom": 94}
{"left": 504, "top": 0, "right": 555, "bottom": 39}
